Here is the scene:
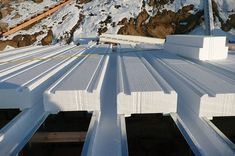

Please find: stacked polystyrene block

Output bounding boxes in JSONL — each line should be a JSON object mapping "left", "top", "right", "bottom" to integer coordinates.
{"left": 164, "top": 35, "right": 228, "bottom": 60}
{"left": 44, "top": 45, "right": 111, "bottom": 113}
{"left": 146, "top": 51, "right": 235, "bottom": 118}
{"left": 44, "top": 44, "right": 177, "bottom": 115}
{"left": 0, "top": 45, "right": 86, "bottom": 110}
{"left": 117, "top": 45, "right": 177, "bottom": 115}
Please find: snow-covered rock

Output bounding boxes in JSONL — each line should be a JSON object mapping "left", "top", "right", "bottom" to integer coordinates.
{"left": 0, "top": 0, "right": 234, "bottom": 46}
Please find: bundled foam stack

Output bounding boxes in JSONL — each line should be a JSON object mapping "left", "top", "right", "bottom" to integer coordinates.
{"left": 117, "top": 45, "right": 177, "bottom": 115}
{"left": 164, "top": 35, "right": 228, "bottom": 61}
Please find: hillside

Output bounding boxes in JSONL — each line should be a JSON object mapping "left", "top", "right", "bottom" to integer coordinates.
{"left": 0, "top": 0, "right": 235, "bottom": 50}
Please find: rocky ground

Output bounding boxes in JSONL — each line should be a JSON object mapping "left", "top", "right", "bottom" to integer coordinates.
{"left": 0, "top": 0, "right": 235, "bottom": 50}
{"left": 117, "top": 0, "right": 235, "bottom": 38}
{"left": 0, "top": 0, "right": 56, "bottom": 50}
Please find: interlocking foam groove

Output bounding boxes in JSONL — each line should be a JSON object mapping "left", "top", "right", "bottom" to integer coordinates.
{"left": 117, "top": 45, "right": 177, "bottom": 115}
{"left": 0, "top": 45, "right": 80, "bottom": 109}
{"left": 147, "top": 51, "right": 235, "bottom": 118}
{"left": 44, "top": 44, "right": 177, "bottom": 115}
{"left": 44, "top": 45, "right": 111, "bottom": 113}
{"left": 164, "top": 35, "right": 228, "bottom": 61}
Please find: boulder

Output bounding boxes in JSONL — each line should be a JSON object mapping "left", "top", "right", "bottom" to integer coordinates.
{"left": 136, "top": 9, "right": 149, "bottom": 28}
{"left": 98, "top": 27, "right": 108, "bottom": 35}
{"left": 0, "top": 6, "right": 14, "bottom": 18}
{"left": 0, "top": 31, "right": 43, "bottom": 51}
{"left": 41, "top": 30, "right": 53, "bottom": 45}
{"left": 0, "top": 0, "right": 11, "bottom": 5}
{"left": 147, "top": 24, "right": 175, "bottom": 38}
{"left": 18, "top": 35, "right": 37, "bottom": 47}
{"left": 229, "top": 14, "right": 235, "bottom": 28}
{"left": 117, "top": 4, "right": 200, "bottom": 38}
{"left": 0, "top": 22, "right": 9, "bottom": 33}
{"left": 117, "top": 18, "right": 142, "bottom": 36}
{"left": 117, "top": 18, "right": 128, "bottom": 25}
{"left": 176, "top": 11, "right": 203, "bottom": 34}
{"left": 0, "top": 40, "right": 17, "bottom": 51}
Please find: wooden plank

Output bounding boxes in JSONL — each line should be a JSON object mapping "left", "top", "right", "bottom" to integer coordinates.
{"left": 30, "top": 132, "right": 87, "bottom": 143}
{"left": 227, "top": 43, "right": 235, "bottom": 50}
{"left": 2, "top": 0, "right": 72, "bottom": 36}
